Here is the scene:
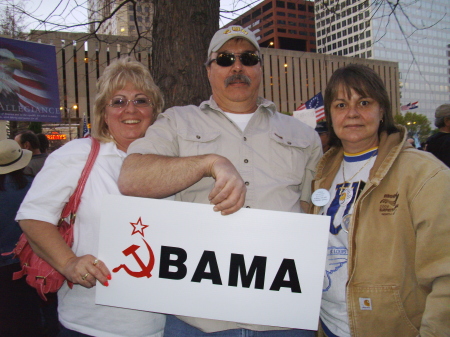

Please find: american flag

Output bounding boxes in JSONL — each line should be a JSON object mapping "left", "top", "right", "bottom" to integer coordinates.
{"left": 401, "top": 101, "right": 419, "bottom": 111}
{"left": 296, "top": 92, "right": 325, "bottom": 122}
{"left": 82, "top": 114, "right": 90, "bottom": 138}
{"left": 13, "top": 57, "right": 52, "bottom": 109}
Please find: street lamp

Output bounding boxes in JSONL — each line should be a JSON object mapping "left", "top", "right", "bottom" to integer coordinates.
{"left": 60, "top": 104, "right": 78, "bottom": 140}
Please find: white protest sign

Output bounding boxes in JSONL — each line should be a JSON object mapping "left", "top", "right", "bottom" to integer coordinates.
{"left": 293, "top": 109, "right": 316, "bottom": 129}
{"left": 96, "top": 195, "right": 329, "bottom": 330}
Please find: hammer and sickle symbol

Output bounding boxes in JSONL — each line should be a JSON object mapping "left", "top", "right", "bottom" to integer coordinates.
{"left": 112, "top": 239, "right": 155, "bottom": 278}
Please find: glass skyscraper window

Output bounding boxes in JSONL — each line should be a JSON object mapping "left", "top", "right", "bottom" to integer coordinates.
{"left": 315, "top": 0, "right": 450, "bottom": 123}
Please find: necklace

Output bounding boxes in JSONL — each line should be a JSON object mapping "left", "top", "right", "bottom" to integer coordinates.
{"left": 339, "top": 150, "right": 376, "bottom": 196}
{"left": 342, "top": 150, "right": 376, "bottom": 184}
{"left": 338, "top": 150, "right": 376, "bottom": 233}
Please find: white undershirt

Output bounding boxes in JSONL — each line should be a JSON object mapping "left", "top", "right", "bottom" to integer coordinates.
{"left": 223, "top": 111, "right": 253, "bottom": 131}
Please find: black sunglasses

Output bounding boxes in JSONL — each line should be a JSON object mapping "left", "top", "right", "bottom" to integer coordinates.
{"left": 209, "top": 52, "right": 261, "bottom": 67}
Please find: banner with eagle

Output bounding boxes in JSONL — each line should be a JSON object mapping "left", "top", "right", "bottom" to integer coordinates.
{"left": 0, "top": 37, "right": 60, "bottom": 123}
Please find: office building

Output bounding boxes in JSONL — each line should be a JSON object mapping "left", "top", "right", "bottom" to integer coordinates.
{"left": 225, "top": 0, "right": 317, "bottom": 52}
{"left": 315, "top": 0, "right": 450, "bottom": 123}
{"left": 88, "top": 0, "right": 153, "bottom": 37}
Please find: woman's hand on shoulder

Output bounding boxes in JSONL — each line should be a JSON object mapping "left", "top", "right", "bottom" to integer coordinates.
{"left": 63, "top": 254, "right": 111, "bottom": 288}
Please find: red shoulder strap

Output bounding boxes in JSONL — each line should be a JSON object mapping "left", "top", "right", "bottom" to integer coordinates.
{"left": 60, "top": 138, "right": 100, "bottom": 219}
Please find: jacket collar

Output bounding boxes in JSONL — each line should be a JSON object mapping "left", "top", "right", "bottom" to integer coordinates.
{"left": 370, "top": 126, "right": 409, "bottom": 185}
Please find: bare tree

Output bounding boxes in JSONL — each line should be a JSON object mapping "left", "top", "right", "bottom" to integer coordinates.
{"left": 0, "top": 0, "right": 30, "bottom": 39}
{"left": 219, "top": 0, "right": 263, "bottom": 25}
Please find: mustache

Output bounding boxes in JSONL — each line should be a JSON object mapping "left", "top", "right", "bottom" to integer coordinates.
{"left": 224, "top": 74, "right": 251, "bottom": 87}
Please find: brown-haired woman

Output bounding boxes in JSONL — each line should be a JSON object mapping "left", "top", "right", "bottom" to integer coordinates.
{"left": 310, "top": 64, "right": 450, "bottom": 337}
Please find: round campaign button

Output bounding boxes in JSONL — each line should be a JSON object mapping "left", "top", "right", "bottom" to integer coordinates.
{"left": 311, "top": 188, "right": 330, "bottom": 207}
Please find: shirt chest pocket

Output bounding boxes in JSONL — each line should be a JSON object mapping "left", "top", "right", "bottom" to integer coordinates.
{"left": 269, "top": 132, "right": 310, "bottom": 183}
{"left": 177, "top": 128, "right": 221, "bottom": 156}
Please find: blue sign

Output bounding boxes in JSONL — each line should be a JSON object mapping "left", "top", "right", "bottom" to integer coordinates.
{"left": 0, "top": 37, "right": 60, "bottom": 122}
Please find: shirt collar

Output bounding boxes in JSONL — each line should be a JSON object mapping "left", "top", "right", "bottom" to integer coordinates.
{"left": 101, "top": 140, "right": 127, "bottom": 158}
{"left": 200, "top": 96, "right": 276, "bottom": 116}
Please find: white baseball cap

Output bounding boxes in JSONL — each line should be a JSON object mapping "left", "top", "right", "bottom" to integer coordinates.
{"left": 208, "top": 26, "right": 260, "bottom": 57}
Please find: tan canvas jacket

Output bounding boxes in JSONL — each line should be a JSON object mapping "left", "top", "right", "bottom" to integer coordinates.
{"left": 311, "top": 126, "right": 450, "bottom": 337}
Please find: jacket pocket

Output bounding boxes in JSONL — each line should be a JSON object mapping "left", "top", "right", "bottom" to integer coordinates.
{"left": 349, "top": 285, "right": 420, "bottom": 337}
{"left": 177, "top": 128, "right": 221, "bottom": 156}
{"left": 269, "top": 131, "right": 310, "bottom": 183}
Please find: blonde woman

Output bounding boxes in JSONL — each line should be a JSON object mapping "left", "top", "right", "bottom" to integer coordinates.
{"left": 17, "top": 57, "right": 166, "bottom": 337}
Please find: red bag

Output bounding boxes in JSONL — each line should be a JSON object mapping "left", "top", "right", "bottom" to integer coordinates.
{"left": 7, "top": 138, "right": 100, "bottom": 301}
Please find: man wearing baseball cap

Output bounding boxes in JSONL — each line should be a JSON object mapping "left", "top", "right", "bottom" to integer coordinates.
{"left": 426, "top": 104, "right": 450, "bottom": 167}
{"left": 120, "top": 26, "right": 321, "bottom": 336}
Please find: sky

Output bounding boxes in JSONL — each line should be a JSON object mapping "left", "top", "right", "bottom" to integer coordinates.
{"left": 8, "top": 0, "right": 264, "bottom": 33}
{"left": 219, "top": 0, "right": 263, "bottom": 26}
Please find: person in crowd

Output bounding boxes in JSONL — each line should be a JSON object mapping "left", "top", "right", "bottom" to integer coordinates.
{"left": 15, "top": 130, "right": 48, "bottom": 176}
{"left": 426, "top": 103, "right": 450, "bottom": 167}
{"left": 309, "top": 64, "right": 450, "bottom": 337}
{"left": 16, "top": 57, "right": 166, "bottom": 337}
{"left": 0, "top": 139, "right": 45, "bottom": 336}
{"left": 315, "top": 121, "right": 331, "bottom": 153}
{"left": 119, "top": 26, "right": 322, "bottom": 337}
{"left": 37, "top": 133, "right": 50, "bottom": 154}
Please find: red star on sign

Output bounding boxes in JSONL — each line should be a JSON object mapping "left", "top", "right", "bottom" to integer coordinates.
{"left": 130, "top": 217, "right": 149, "bottom": 236}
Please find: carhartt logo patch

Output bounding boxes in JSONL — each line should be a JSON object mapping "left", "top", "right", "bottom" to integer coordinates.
{"left": 359, "top": 297, "right": 372, "bottom": 310}
{"left": 379, "top": 192, "right": 399, "bottom": 215}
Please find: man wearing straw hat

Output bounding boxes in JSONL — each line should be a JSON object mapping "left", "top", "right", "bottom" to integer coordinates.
{"left": 0, "top": 139, "right": 46, "bottom": 336}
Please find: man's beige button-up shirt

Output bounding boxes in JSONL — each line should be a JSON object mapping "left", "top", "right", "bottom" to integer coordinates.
{"left": 127, "top": 97, "right": 322, "bottom": 332}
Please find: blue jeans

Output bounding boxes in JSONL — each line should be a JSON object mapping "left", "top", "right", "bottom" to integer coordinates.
{"left": 164, "top": 315, "right": 315, "bottom": 337}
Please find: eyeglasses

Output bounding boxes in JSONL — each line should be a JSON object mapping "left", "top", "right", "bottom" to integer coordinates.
{"left": 107, "top": 97, "right": 152, "bottom": 109}
{"left": 209, "top": 52, "right": 261, "bottom": 67}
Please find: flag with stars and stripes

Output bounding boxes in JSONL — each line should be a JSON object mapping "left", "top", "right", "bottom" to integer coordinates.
{"left": 401, "top": 101, "right": 419, "bottom": 111}
{"left": 296, "top": 92, "right": 325, "bottom": 122}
